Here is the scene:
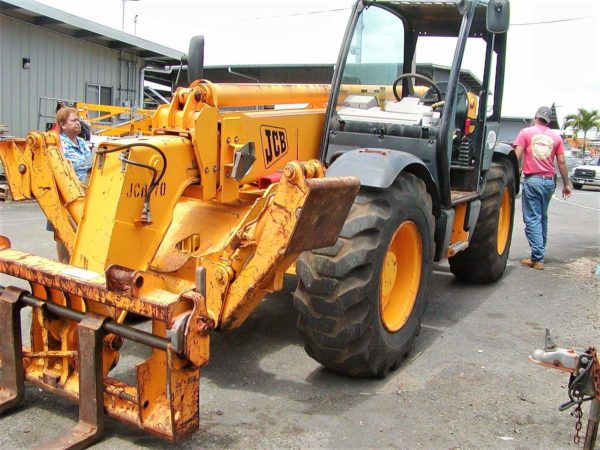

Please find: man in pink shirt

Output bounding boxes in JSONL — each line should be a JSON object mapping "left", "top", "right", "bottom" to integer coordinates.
{"left": 513, "top": 106, "right": 572, "bottom": 270}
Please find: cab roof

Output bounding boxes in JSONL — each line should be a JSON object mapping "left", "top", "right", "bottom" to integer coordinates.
{"left": 371, "top": 0, "right": 489, "bottom": 37}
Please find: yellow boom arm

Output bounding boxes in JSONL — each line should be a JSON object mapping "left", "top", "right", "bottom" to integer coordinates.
{"left": 0, "top": 82, "right": 359, "bottom": 446}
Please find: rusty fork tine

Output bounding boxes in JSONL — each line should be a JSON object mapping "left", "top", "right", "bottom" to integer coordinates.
{"left": 0, "top": 286, "right": 27, "bottom": 414}
{"left": 41, "top": 313, "right": 107, "bottom": 450}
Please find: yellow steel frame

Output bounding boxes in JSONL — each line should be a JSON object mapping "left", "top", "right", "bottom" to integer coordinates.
{"left": 0, "top": 82, "right": 360, "bottom": 444}
{"left": 0, "top": 79, "right": 481, "bottom": 445}
{"left": 76, "top": 102, "right": 154, "bottom": 137}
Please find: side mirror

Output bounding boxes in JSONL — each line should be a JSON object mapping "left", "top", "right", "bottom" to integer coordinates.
{"left": 487, "top": 0, "right": 510, "bottom": 34}
{"left": 187, "top": 35, "right": 205, "bottom": 84}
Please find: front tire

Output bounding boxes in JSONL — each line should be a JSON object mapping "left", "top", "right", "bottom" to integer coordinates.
{"left": 573, "top": 183, "right": 583, "bottom": 190}
{"left": 293, "top": 172, "right": 434, "bottom": 377}
{"left": 449, "top": 158, "right": 515, "bottom": 283}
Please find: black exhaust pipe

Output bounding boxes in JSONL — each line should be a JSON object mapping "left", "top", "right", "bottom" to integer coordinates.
{"left": 187, "top": 35, "right": 205, "bottom": 84}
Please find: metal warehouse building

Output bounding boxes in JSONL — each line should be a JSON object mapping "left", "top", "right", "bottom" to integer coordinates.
{"left": 0, "top": 0, "right": 182, "bottom": 137}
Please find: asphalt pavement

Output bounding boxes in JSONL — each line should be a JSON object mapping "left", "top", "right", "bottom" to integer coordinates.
{"left": 0, "top": 184, "right": 598, "bottom": 449}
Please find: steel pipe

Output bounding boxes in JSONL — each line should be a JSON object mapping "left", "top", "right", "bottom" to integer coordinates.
{"left": 0, "top": 285, "right": 171, "bottom": 351}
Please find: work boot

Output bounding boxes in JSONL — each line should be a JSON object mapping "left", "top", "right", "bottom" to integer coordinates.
{"left": 521, "top": 258, "right": 544, "bottom": 270}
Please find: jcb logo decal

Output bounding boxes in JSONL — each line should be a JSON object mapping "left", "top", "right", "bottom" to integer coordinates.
{"left": 261, "top": 126, "right": 288, "bottom": 168}
{"left": 126, "top": 181, "right": 167, "bottom": 198}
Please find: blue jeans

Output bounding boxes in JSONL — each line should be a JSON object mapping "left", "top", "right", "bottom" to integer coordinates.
{"left": 522, "top": 176, "right": 555, "bottom": 262}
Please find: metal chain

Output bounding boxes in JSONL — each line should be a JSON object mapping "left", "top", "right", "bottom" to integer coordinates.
{"left": 569, "top": 347, "right": 600, "bottom": 445}
{"left": 572, "top": 403, "right": 583, "bottom": 444}
{"left": 590, "top": 347, "right": 600, "bottom": 400}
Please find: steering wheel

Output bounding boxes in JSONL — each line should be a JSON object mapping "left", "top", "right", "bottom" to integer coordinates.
{"left": 392, "top": 73, "right": 442, "bottom": 104}
{"left": 423, "top": 81, "right": 469, "bottom": 109}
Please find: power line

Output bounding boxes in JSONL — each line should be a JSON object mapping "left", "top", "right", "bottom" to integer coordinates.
{"left": 263, "top": 7, "right": 351, "bottom": 19}
{"left": 512, "top": 15, "right": 597, "bottom": 26}
{"left": 219, "top": 7, "right": 351, "bottom": 23}
{"left": 197, "top": 7, "right": 597, "bottom": 26}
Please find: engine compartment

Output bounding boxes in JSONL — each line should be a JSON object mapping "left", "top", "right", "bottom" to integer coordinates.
{"left": 337, "top": 94, "right": 441, "bottom": 127}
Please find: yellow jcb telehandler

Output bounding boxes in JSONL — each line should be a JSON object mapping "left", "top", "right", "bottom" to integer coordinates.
{"left": 0, "top": 0, "right": 515, "bottom": 447}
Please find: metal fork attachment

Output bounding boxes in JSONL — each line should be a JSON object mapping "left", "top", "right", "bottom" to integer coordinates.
{"left": 0, "top": 281, "right": 202, "bottom": 448}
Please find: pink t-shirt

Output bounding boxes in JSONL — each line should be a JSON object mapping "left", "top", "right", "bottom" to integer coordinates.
{"left": 514, "top": 124, "right": 564, "bottom": 177}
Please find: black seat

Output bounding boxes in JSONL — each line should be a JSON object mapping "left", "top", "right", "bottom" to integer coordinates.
{"left": 435, "top": 81, "right": 469, "bottom": 133}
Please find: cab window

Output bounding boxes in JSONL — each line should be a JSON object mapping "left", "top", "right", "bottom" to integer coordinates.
{"left": 339, "top": 6, "right": 405, "bottom": 99}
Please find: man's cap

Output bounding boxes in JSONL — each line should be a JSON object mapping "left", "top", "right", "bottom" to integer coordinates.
{"left": 535, "top": 106, "right": 553, "bottom": 124}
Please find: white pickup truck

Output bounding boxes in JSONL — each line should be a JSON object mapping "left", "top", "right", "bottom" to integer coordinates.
{"left": 570, "top": 156, "right": 600, "bottom": 189}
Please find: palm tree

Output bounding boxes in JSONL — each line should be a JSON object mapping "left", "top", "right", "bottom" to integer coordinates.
{"left": 563, "top": 108, "right": 600, "bottom": 156}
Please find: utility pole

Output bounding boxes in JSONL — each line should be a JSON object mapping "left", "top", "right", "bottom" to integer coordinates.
{"left": 121, "top": 0, "right": 141, "bottom": 32}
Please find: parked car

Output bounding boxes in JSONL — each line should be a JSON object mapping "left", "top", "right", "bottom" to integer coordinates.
{"left": 563, "top": 149, "right": 583, "bottom": 173}
{"left": 570, "top": 156, "right": 600, "bottom": 189}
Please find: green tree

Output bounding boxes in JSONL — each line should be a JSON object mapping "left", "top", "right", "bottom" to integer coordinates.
{"left": 563, "top": 108, "right": 600, "bottom": 156}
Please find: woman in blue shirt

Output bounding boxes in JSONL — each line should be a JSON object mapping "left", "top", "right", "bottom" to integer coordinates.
{"left": 50, "top": 107, "right": 93, "bottom": 262}
{"left": 55, "top": 107, "right": 93, "bottom": 183}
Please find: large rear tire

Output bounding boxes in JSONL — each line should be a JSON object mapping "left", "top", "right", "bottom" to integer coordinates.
{"left": 449, "top": 158, "right": 515, "bottom": 283}
{"left": 293, "top": 172, "right": 434, "bottom": 377}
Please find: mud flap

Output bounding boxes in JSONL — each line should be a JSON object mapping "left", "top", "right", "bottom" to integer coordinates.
{"left": 287, "top": 176, "right": 361, "bottom": 254}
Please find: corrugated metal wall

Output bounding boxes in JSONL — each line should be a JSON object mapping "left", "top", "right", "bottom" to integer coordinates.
{"left": 0, "top": 14, "right": 142, "bottom": 136}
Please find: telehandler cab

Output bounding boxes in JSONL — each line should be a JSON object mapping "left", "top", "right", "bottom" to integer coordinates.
{"left": 0, "top": 0, "right": 515, "bottom": 447}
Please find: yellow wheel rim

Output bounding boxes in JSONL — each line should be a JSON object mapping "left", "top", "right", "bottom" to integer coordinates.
{"left": 497, "top": 187, "right": 511, "bottom": 255}
{"left": 379, "top": 221, "right": 422, "bottom": 332}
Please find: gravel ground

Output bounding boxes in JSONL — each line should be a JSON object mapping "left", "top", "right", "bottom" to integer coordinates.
{"left": 0, "top": 184, "right": 598, "bottom": 449}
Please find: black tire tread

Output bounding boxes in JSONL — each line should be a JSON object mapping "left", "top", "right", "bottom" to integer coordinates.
{"left": 293, "top": 172, "right": 434, "bottom": 377}
{"left": 448, "top": 158, "right": 516, "bottom": 283}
